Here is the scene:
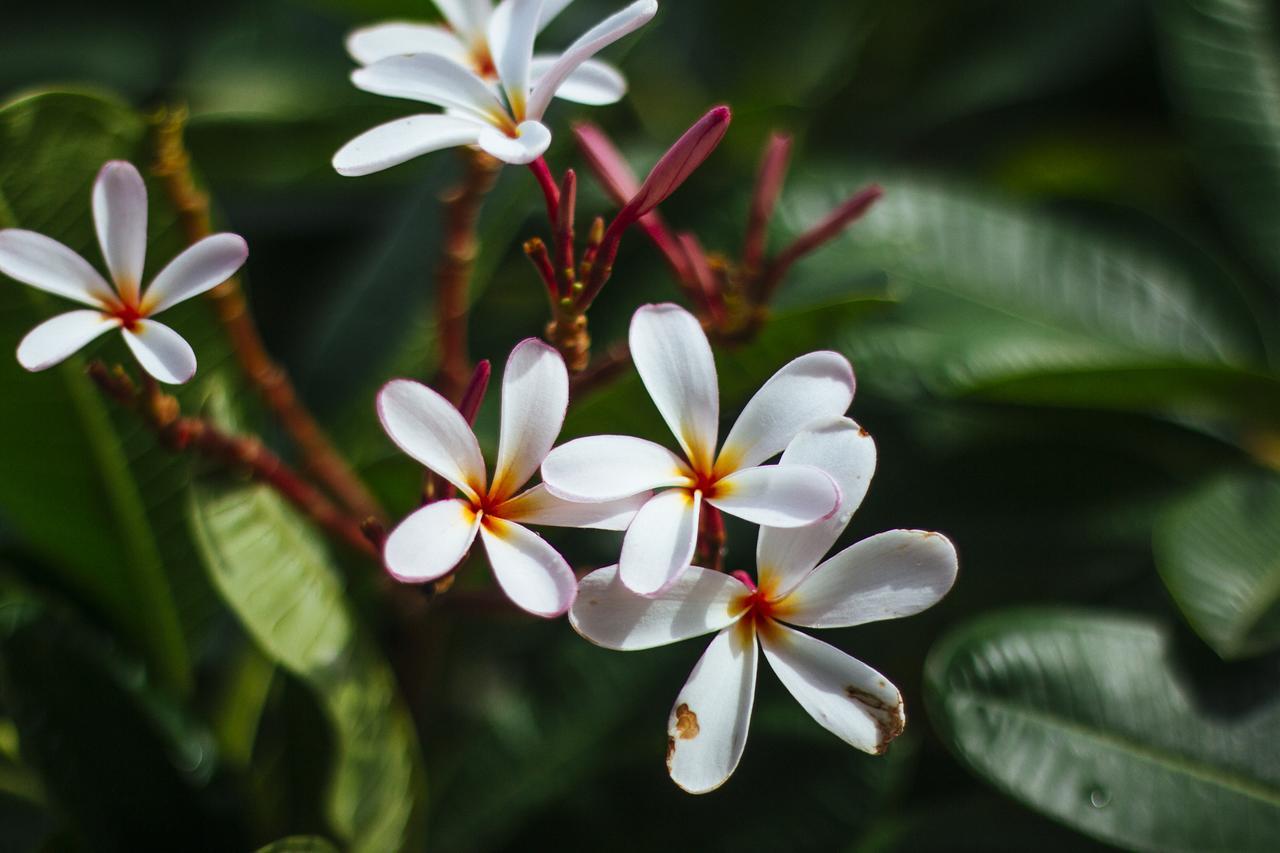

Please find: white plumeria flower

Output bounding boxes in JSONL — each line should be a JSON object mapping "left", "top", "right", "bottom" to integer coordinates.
{"left": 0, "top": 161, "right": 248, "bottom": 384}
{"left": 348, "top": 0, "right": 627, "bottom": 108}
{"left": 334, "top": 0, "right": 657, "bottom": 174}
{"left": 378, "top": 338, "right": 647, "bottom": 617}
{"left": 570, "top": 417, "right": 959, "bottom": 793}
{"left": 541, "top": 302, "right": 852, "bottom": 596}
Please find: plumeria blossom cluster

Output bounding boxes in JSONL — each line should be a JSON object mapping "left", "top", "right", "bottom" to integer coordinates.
{"left": 376, "top": 303, "right": 958, "bottom": 789}
{"left": 0, "top": 0, "right": 959, "bottom": 798}
{"left": 0, "top": 161, "right": 247, "bottom": 384}
{"left": 335, "top": 0, "right": 657, "bottom": 173}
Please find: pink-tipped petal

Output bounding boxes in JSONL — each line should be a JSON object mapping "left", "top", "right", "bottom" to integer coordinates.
{"left": 618, "top": 488, "right": 701, "bottom": 596}
{"left": 142, "top": 233, "right": 247, "bottom": 315}
{"left": 666, "top": 623, "right": 757, "bottom": 794}
{"left": 92, "top": 161, "right": 148, "bottom": 303}
{"left": 630, "top": 303, "right": 720, "bottom": 473}
{"left": 334, "top": 114, "right": 485, "bottom": 177}
{"left": 476, "top": 120, "right": 551, "bottom": 164}
{"left": 121, "top": 319, "right": 196, "bottom": 384}
{"left": 531, "top": 55, "right": 626, "bottom": 105}
{"left": 0, "top": 230, "right": 114, "bottom": 308}
{"left": 526, "top": 0, "right": 657, "bottom": 120}
{"left": 708, "top": 463, "right": 838, "bottom": 528}
{"left": 781, "top": 530, "right": 958, "bottom": 629}
{"left": 377, "top": 379, "right": 486, "bottom": 501}
{"left": 497, "top": 483, "right": 647, "bottom": 531}
{"left": 346, "top": 22, "right": 469, "bottom": 65}
{"left": 571, "top": 564, "right": 747, "bottom": 650}
{"left": 491, "top": 338, "right": 568, "bottom": 500}
{"left": 718, "top": 350, "right": 855, "bottom": 471}
{"left": 16, "top": 310, "right": 117, "bottom": 371}
{"left": 541, "top": 434, "right": 693, "bottom": 502}
{"left": 573, "top": 121, "right": 641, "bottom": 204}
{"left": 757, "top": 417, "right": 877, "bottom": 594}
{"left": 384, "top": 499, "right": 481, "bottom": 583}
{"left": 479, "top": 517, "right": 577, "bottom": 618}
{"left": 758, "top": 621, "right": 904, "bottom": 754}
{"left": 624, "top": 106, "right": 731, "bottom": 220}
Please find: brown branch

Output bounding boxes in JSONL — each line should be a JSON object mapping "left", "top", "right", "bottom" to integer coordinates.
{"left": 88, "top": 361, "right": 378, "bottom": 559}
{"left": 434, "top": 148, "right": 502, "bottom": 403}
{"left": 149, "top": 106, "right": 385, "bottom": 523}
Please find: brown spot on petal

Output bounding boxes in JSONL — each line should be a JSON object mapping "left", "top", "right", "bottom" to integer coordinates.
{"left": 845, "top": 686, "right": 906, "bottom": 753}
{"left": 666, "top": 736, "right": 676, "bottom": 771}
{"left": 674, "top": 703, "right": 700, "bottom": 740}
{"left": 858, "top": 427, "right": 870, "bottom": 437}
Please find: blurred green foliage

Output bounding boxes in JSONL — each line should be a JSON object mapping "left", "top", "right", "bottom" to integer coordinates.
{"left": 1, "top": 0, "right": 1279, "bottom": 850}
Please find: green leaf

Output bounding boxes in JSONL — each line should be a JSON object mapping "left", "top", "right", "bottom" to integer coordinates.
{"left": 0, "top": 583, "right": 237, "bottom": 849}
{"left": 0, "top": 88, "right": 235, "bottom": 690}
{"left": 1156, "top": 0, "right": 1280, "bottom": 285}
{"left": 926, "top": 608, "right": 1280, "bottom": 852}
{"left": 1155, "top": 469, "right": 1280, "bottom": 659}
{"left": 188, "top": 476, "right": 426, "bottom": 853}
{"left": 778, "top": 169, "right": 1276, "bottom": 421}
{"left": 254, "top": 836, "right": 340, "bottom": 853}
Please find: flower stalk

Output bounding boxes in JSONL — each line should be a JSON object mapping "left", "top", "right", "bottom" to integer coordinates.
{"left": 150, "top": 107, "right": 385, "bottom": 523}
{"left": 434, "top": 148, "right": 502, "bottom": 403}
{"left": 87, "top": 360, "right": 378, "bottom": 559}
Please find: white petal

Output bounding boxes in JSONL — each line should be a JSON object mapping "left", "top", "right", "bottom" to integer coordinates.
{"left": 0, "top": 230, "right": 114, "bottom": 308}
{"left": 16, "top": 310, "right": 117, "bottom": 371}
{"left": 487, "top": 0, "right": 541, "bottom": 117}
{"left": 351, "top": 54, "right": 507, "bottom": 124}
{"left": 476, "top": 120, "right": 551, "bottom": 164}
{"left": 758, "top": 621, "right": 904, "bottom": 754}
{"left": 541, "top": 434, "right": 692, "bottom": 501}
{"left": 384, "top": 499, "right": 480, "bottom": 583}
{"left": 121, "top": 319, "right": 196, "bottom": 384}
{"left": 630, "top": 303, "right": 720, "bottom": 474}
{"left": 141, "top": 234, "right": 247, "bottom": 315}
{"left": 757, "top": 417, "right": 877, "bottom": 594}
{"left": 434, "top": 0, "right": 488, "bottom": 36}
{"left": 719, "top": 351, "right": 855, "bottom": 471}
{"left": 526, "top": 0, "right": 657, "bottom": 120}
{"left": 781, "top": 530, "right": 958, "bottom": 629}
{"left": 491, "top": 337, "right": 567, "bottom": 500}
{"left": 571, "top": 564, "right": 747, "bottom": 650}
{"left": 92, "top": 161, "right": 148, "bottom": 303}
{"left": 708, "top": 464, "right": 838, "bottom": 528}
{"left": 334, "top": 114, "right": 485, "bottom": 177}
{"left": 531, "top": 55, "right": 626, "bottom": 105}
{"left": 479, "top": 517, "right": 577, "bottom": 617}
{"left": 618, "top": 488, "right": 701, "bottom": 596}
{"left": 376, "top": 378, "right": 486, "bottom": 501}
{"left": 346, "top": 22, "right": 470, "bottom": 65}
{"left": 496, "top": 483, "right": 647, "bottom": 531}
{"left": 667, "top": 624, "right": 757, "bottom": 794}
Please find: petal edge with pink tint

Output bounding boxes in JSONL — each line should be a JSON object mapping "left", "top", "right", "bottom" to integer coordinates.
{"left": 480, "top": 517, "right": 578, "bottom": 617}
{"left": 122, "top": 319, "right": 197, "bottom": 385}
{"left": 618, "top": 488, "right": 701, "bottom": 596}
{"left": 384, "top": 499, "right": 481, "bottom": 583}
{"left": 16, "top": 310, "right": 118, "bottom": 372}
{"left": 377, "top": 379, "right": 486, "bottom": 501}
{"left": 541, "top": 434, "right": 692, "bottom": 502}
{"left": 708, "top": 463, "right": 838, "bottom": 528}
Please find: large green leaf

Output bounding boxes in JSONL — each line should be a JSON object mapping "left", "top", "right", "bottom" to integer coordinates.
{"left": 0, "top": 583, "right": 237, "bottom": 850}
{"left": 926, "top": 609, "right": 1280, "bottom": 852}
{"left": 1155, "top": 469, "right": 1280, "bottom": 659}
{"left": 0, "top": 89, "right": 250, "bottom": 689}
{"left": 1156, "top": 0, "right": 1280, "bottom": 286}
{"left": 778, "top": 170, "right": 1278, "bottom": 422}
{"left": 188, "top": 476, "right": 426, "bottom": 852}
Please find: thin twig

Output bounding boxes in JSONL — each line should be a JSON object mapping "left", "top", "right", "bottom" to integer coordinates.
{"left": 434, "top": 148, "right": 502, "bottom": 403}
{"left": 149, "top": 106, "right": 385, "bottom": 523}
{"left": 87, "top": 361, "right": 377, "bottom": 559}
